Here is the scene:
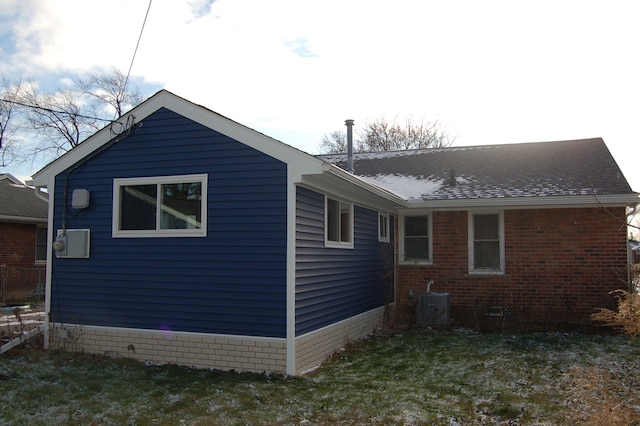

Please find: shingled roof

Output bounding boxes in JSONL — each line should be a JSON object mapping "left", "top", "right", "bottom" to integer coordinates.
{"left": 0, "top": 174, "right": 48, "bottom": 223}
{"left": 318, "top": 138, "right": 638, "bottom": 206}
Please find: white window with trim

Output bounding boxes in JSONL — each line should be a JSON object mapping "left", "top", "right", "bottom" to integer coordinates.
{"left": 378, "top": 212, "right": 390, "bottom": 243}
{"left": 400, "top": 214, "right": 432, "bottom": 263}
{"left": 325, "top": 196, "right": 353, "bottom": 248}
{"left": 113, "top": 174, "right": 208, "bottom": 237}
{"left": 469, "top": 211, "right": 504, "bottom": 273}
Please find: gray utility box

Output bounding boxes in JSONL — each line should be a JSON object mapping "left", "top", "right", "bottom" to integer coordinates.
{"left": 416, "top": 292, "right": 451, "bottom": 326}
{"left": 55, "top": 229, "right": 90, "bottom": 258}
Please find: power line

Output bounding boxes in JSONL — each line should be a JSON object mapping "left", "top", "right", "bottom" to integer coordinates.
{"left": 119, "top": 0, "right": 153, "bottom": 109}
{"left": 0, "top": 98, "right": 111, "bottom": 122}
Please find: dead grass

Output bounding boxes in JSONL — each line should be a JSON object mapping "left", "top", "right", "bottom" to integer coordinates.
{"left": 1, "top": 330, "right": 639, "bottom": 425}
{"left": 563, "top": 366, "right": 640, "bottom": 425}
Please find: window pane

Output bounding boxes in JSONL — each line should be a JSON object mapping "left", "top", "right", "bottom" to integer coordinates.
{"left": 404, "top": 215, "right": 429, "bottom": 260}
{"left": 474, "top": 241, "right": 500, "bottom": 268}
{"left": 379, "top": 214, "right": 388, "bottom": 239}
{"left": 35, "top": 227, "right": 47, "bottom": 261}
{"left": 405, "top": 236, "right": 429, "bottom": 260}
{"left": 339, "top": 202, "right": 351, "bottom": 242}
{"left": 327, "top": 198, "right": 339, "bottom": 241}
{"left": 160, "top": 182, "right": 202, "bottom": 229}
{"left": 405, "top": 216, "right": 429, "bottom": 237}
{"left": 474, "top": 214, "right": 498, "bottom": 240}
{"left": 120, "top": 184, "right": 157, "bottom": 230}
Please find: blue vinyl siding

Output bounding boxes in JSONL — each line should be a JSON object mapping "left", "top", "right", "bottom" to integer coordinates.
{"left": 50, "top": 108, "right": 288, "bottom": 338}
{"left": 295, "top": 187, "right": 395, "bottom": 336}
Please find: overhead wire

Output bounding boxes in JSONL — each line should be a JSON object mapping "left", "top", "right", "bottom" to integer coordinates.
{"left": 0, "top": 98, "right": 111, "bottom": 122}
{"left": 1, "top": 1, "right": 153, "bottom": 127}
{"left": 118, "top": 0, "right": 153, "bottom": 116}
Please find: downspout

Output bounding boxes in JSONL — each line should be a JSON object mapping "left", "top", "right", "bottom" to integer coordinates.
{"left": 627, "top": 202, "right": 639, "bottom": 285}
{"left": 345, "top": 119, "right": 354, "bottom": 174}
{"left": 33, "top": 186, "right": 49, "bottom": 203}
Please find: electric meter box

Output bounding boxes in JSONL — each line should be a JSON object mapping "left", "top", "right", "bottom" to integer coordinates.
{"left": 55, "top": 229, "right": 90, "bottom": 258}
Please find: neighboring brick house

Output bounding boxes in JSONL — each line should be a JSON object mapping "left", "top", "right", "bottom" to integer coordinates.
{"left": 0, "top": 173, "right": 48, "bottom": 304}
{"left": 321, "top": 138, "right": 639, "bottom": 331}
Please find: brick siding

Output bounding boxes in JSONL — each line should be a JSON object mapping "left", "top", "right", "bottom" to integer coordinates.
{"left": 0, "top": 222, "right": 46, "bottom": 303}
{"left": 295, "top": 307, "right": 384, "bottom": 374}
{"left": 48, "top": 323, "right": 287, "bottom": 374}
{"left": 396, "top": 207, "right": 629, "bottom": 331}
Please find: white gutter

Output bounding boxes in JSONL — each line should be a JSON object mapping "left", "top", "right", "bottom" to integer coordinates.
{"left": 0, "top": 215, "right": 47, "bottom": 224}
{"left": 33, "top": 187, "right": 49, "bottom": 203}
{"left": 404, "top": 193, "right": 640, "bottom": 210}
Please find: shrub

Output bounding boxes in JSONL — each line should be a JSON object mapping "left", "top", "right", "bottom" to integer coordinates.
{"left": 591, "top": 290, "right": 640, "bottom": 337}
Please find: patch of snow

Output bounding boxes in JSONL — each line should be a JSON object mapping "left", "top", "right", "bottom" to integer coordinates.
{"left": 362, "top": 174, "right": 444, "bottom": 199}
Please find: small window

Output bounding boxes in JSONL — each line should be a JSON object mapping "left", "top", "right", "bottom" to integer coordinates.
{"left": 469, "top": 212, "right": 504, "bottom": 273}
{"left": 378, "top": 212, "right": 390, "bottom": 243}
{"left": 113, "top": 174, "right": 207, "bottom": 237}
{"left": 400, "top": 214, "right": 431, "bottom": 263}
{"left": 35, "top": 227, "right": 47, "bottom": 262}
{"left": 325, "top": 196, "right": 353, "bottom": 248}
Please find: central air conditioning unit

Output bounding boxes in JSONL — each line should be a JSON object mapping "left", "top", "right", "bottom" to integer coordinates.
{"left": 416, "top": 292, "right": 451, "bottom": 326}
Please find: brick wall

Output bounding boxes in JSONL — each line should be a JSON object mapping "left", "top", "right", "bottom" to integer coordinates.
{"left": 0, "top": 222, "right": 46, "bottom": 303}
{"left": 48, "top": 324, "right": 288, "bottom": 374}
{"left": 45, "top": 307, "right": 385, "bottom": 375}
{"left": 295, "top": 306, "right": 384, "bottom": 374}
{"left": 396, "top": 207, "right": 629, "bottom": 331}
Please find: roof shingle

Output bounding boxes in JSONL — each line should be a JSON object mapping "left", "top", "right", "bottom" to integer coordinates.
{"left": 0, "top": 174, "right": 48, "bottom": 221}
{"left": 318, "top": 138, "right": 635, "bottom": 201}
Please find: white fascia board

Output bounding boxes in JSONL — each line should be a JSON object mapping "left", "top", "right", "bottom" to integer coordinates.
{"left": 0, "top": 174, "right": 23, "bottom": 184}
{"left": 32, "top": 90, "right": 325, "bottom": 186}
{"left": 404, "top": 193, "right": 640, "bottom": 210}
{"left": 0, "top": 215, "right": 47, "bottom": 224}
{"left": 161, "top": 93, "right": 325, "bottom": 173}
{"left": 299, "top": 165, "right": 406, "bottom": 211}
{"left": 32, "top": 90, "right": 169, "bottom": 185}
{"left": 320, "top": 163, "right": 407, "bottom": 205}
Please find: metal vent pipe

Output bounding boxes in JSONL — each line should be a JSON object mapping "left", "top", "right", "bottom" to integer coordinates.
{"left": 345, "top": 119, "right": 354, "bottom": 174}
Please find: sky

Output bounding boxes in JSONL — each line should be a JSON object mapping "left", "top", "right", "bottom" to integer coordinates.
{"left": 1, "top": 0, "right": 639, "bottom": 192}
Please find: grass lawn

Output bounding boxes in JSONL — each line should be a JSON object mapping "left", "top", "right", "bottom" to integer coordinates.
{"left": 1, "top": 329, "right": 639, "bottom": 425}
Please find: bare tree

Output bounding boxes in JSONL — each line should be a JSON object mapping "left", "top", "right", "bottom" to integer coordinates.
{"left": 20, "top": 83, "right": 92, "bottom": 156}
{"left": 360, "top": 116, "right": 453, "bottom": 151}
{"left": 74, "top": 67, "right": 143, "bottom": 120}
{"left": 318, "top": 115, "right": 454, "bottom": 154}
{"left": 0, "top": 77, "right": 23, "bottom": 166}
{"left": 0, "top": 67, "right": 145, "bottom": 167}
{"left": 319, "top": 130, "right": 349, "bottom": 155}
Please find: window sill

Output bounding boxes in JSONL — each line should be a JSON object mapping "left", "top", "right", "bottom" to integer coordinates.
{"left": 399, "top": 260, "right": 434, "bottom": 266}
{"left": 113, "top": 230, "right": 207, "bottom": 238}
{"left": 325, "top": 241, "right": 354, "bottom": 249}
{"left": 467, "top": 270, "right": 506, "bottom": 277}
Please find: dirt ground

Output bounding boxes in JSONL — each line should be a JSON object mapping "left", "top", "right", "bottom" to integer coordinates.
{"left": 0, "top": 305, "right": 46, "bottom": 346}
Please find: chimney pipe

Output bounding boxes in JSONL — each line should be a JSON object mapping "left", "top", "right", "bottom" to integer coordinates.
{"left": 345, "top": 119, "right": 354, "bottom": 174}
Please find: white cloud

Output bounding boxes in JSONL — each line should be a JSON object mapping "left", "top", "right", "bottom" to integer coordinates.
{"left": 187, "top": 0, "right": 217, "bottom": 19}
{"left": 1, "top": 0, "right": 639, "bottom": 192}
